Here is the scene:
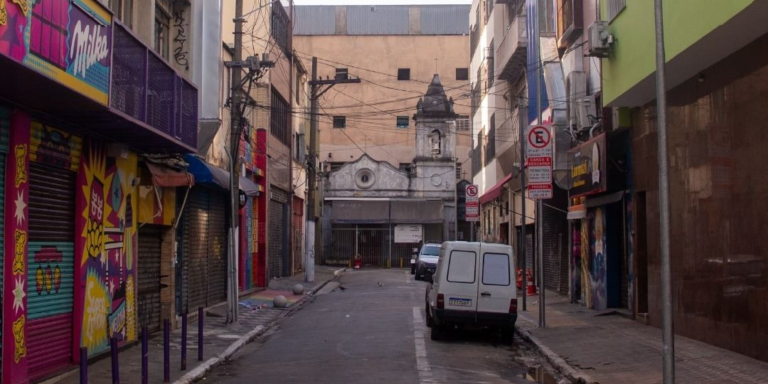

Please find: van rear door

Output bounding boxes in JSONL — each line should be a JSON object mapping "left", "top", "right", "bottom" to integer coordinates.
{"left": 476, "top": 244, "right": 514, "bottom": 314}
{"left": 442, "top": 244, "right": 479, "bottom": 312}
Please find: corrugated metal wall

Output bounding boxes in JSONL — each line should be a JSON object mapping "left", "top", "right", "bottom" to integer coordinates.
{"left": 138, "top": 225, "right": 162, "bottom": 333}
{"left": 294, "top": 5, "right": 470, "bottom": 36}
{"left": 420, "top": 5, "right": 472, "bottom": 35}
{"left": 27, "top": 162, "right": 76, "bottom": 380}
{"left": 294, "top": 6, "right": 336, "bottom": 35}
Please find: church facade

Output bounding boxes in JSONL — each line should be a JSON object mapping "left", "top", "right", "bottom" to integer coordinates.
{"left": 320, "top": 75, "right": 462, "bottom": 267}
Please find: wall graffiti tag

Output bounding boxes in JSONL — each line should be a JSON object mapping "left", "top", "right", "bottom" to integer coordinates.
{"left": 173, "top": 10, "right": 189, "bottom": 69}
{"left": 12, "top": 316, "right": 26, "bottom": 363}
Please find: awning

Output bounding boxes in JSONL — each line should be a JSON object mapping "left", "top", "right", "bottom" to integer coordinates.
{"left": 479, "top": 173, "right": 514, "bottom": 205}
{"left": 330, "top": 201, "right": 390, "bottom": 224}
{"left": 145, "top": 162, "right": 194, "bottom": 187}
{"left": 239, "top": 177, "right": 259, "bottom": 196}
{"left": 585, "top": 191, "right": 625, "bottom": 208}
{"left": 390, "top": 200, "right": 444, "bottom": 224}
{"left": 184, "top": 154, "right": 260, "bottom": 196}
{"left": 567, "top": 204, "right": 587, "bottom": 220}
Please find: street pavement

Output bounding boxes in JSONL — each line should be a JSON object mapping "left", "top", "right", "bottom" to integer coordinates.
{"left": 203, "top": 268, "right": 546, "bottom": 384}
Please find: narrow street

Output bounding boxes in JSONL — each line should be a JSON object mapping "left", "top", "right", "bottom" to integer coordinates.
{"left": 204, "top": 269, "right": 549, "bottom": 384}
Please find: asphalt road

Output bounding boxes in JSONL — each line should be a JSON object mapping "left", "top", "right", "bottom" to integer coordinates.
{"left": 205, "top": 269, "right": 540, "bottom": 384}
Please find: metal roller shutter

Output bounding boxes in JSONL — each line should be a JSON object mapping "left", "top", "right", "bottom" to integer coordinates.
{"left": 268, "top": 199, "right": 286, "bottom": 280}
{"left": 27, "top": 162, "right": 76, "bottom": 380}
{"left": 182, "top": 188, "right": 209, "bottom": 312}
{"left": 138, "top": 225, "right": 162, "bottom": 333}
{"left": 207, "top": 192, "right": 227, "bottom": 306}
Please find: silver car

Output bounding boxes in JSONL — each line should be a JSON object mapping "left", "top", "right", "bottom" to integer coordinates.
{"left": 415, "top": 243, "right": 441, "bottom": 281}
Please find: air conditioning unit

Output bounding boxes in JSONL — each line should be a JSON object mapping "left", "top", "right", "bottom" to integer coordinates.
{"left": 587, "top": 21, "right": 612, "bottom": 57}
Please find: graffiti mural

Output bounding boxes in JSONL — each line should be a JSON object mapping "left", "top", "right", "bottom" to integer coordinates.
{"left": 590, "top": 208, "right": 607, "bottom": 310}
{"left": 0, "top": 0, "right": 112, "bottom": 105}
{"left": 580, "top": 219, "right": 590, "bottom": 308}
{"left": 30, "top": 122, "right": 82, "bottom": 171}
{"left": 76, "top": 143, "right": 138, "bottom": 356}
{"left": 138, "top": 186, "right": 176, "bottom": 226}
{"left": 3, "top": 111, "right": 30, "bottom": 384}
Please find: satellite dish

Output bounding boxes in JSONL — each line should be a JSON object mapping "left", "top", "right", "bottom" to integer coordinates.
{"left": 553, "top": 169, "right": 571, "bottom": 190}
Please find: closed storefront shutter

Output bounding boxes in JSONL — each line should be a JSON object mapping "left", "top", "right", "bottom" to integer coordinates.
{"left": 138, "top": 225, "right": 163, "bottom": 333}
{"left": 207, "top": 192, "right": 227, "bottom": 305}
{"left": 542, "top": 188, "right": 568, "bottom": 295}
{"left": 268, "top": 199, "right": 285, "bottom": 280}
{"left": 0, "top": 126, "right": 6, "bottom": 362}
{"left": 27, "top": 162, "right": 76, "bottom": 380}
{"left": 182, "top": 188, "right": 209, "bottom": 312}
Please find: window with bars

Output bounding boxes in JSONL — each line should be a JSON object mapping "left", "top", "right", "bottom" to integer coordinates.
{"left": 154, "top": 2, "right": 170, "bottom": 60}
{"left": 472, "top": 131, "right": 484, "bottom": 177}
{"left": 271, "top": 1, "right": 290, "bottom": 56}
{"left": 486, "top": 114, "right": 496, "bottom": 164}
{"left": 396, "top": 116, "right": 409, "bottom": 128}
{"left": 333, "top": 116, "right": 346, "bottom": 129}
{"left": 110, "top": 0, "right": 133, "bottom": 28}
{"left": 607, "top": 0, "right": 626, "bottom": 21}
{"left": 456, "top": 118, "right": 470, "bottom": 132}
{"left": 271, "top": 90, "right": 290, "bottom": 146}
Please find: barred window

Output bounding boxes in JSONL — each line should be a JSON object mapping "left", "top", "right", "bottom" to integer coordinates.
{"left": 270, "top": 90, "right": 290, "bottom": 146}
{"left": 456, "top": 118, "right": 470, "bottom": 132}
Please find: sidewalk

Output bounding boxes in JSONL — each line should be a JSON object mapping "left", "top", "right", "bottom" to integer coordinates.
{"left": 515, "top": 291, "right": 768, "bottom": 384}
{"left": 47, "top": 266, "right": 343, "bottom": 384}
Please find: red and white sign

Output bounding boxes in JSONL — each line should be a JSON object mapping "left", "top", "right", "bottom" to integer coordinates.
{"left": 525, "top": 125, "right": 553, "bottom": 199}
{"left": 528, "top": 184, "right": 553, "bottom": 199}
{"left": 465, "top": 184, "right": 479, "bottom": 222}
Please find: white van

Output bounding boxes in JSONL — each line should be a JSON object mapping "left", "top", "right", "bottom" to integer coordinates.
{"left": 425, "top": 242, "right": 517, "bottom": 342}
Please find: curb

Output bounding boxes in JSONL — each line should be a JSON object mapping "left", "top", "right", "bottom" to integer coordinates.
{"left": 515, "top": 323, "right": 598, "bottom": 384}
{"left": 173, "top": 270, "right": 345, "bottom": 384}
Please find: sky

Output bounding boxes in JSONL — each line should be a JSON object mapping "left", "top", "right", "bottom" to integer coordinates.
{"left": 293, "top": 0, "right": 471, "bottom": 5}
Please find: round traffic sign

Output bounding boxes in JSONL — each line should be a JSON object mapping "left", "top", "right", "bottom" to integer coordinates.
{"left": 528, "top": 126, "right": 551, "bottom": 149}
{"left": 466, "top": 185, "right": 478, "bottom": 197}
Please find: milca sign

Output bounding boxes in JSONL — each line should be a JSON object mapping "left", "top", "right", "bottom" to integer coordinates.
{"left": 0, "top": 0, "right": 113, "bottom": 105}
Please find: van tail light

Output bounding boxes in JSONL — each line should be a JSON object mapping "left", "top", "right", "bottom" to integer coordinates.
{"left": 509, "top": 298, "right": 518, "bottom": 313}
{"left": 437, "top": 294, "right": 445, "bottom": 310}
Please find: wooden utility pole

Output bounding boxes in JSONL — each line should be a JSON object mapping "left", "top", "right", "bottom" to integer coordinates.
{"left": 305, "top": 57, "right": 360, "bottom": 282}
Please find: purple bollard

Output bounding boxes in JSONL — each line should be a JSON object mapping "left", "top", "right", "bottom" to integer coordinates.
{"left": 198, "top": 307, "right": 204, "bottom": 361}
{"left": 181, "top": 313, "right": 188, "bottom": 370}
{"left": 142, "top": 326, "right": 149, "bottom": 384}
{"left": 164, "top": 319, "right": 170, "bottom": 383}
{"left": 80, "top": 347, "right": 88, "bottom": 384}
{"left": 110, "top": 337, "right": 119, "bottom": 384}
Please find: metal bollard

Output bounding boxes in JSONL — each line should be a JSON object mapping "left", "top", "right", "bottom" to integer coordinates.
{"left": 198, "top": 307, "right": 204, "bottom": 361}
{"left": 110, "top": 337, "right": 119, "bottom": 384}
{"left": 164, "top": 319, "right": 170, "bottom": 383}
{"left": 142, "top": 326, "right": 148, "bottom": 384}
{"left": 80, "top": 347, "right": 88, "bottom": 384}
{"left": 181, "top": 313, "right": 188, "bottom": 370}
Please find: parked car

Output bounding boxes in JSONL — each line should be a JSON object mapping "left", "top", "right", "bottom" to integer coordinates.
{"left": 415, "top": 243, "right": 441, "bottom": 281}
{"left": 425, "top": 242, "right": 517, "bottom": 343}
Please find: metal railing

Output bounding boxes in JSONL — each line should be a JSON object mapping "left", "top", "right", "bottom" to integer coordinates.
{"left": 110, "top": 21, "right": 198, "bottom": 150}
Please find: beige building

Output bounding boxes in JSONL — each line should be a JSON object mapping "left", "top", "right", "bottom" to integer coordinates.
{"left": 294, "top": 5, "right": 473, "bottom": 179}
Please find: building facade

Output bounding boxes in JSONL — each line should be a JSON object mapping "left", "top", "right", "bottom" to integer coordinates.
{"left": 600, "top": 0, "right": 768, "bottom": 362}
{"left": 321, "top": 76, "right": 459, "bottom": 266}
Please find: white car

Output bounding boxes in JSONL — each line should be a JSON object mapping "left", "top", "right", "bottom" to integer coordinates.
{"left": 425, "top": 241, "right": 517, "bottom": 342}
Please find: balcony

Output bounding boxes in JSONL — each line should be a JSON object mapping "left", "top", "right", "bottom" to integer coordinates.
{"left": 496, "top": 13, "right": 527, "bottom": 82}
{"left": 110, "top": 22, "right": 198, "bottom": 152}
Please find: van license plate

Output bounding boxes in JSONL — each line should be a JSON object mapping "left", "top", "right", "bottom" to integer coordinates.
{"left": 448, "top": 298, "right": 472, "bottom": 307}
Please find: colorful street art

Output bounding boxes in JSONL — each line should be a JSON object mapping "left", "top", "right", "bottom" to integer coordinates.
{"left": 0, "top": 0, "right": 112, "bottom": 105}
{"left": 30, "top": 122, "right": 82, "bottom": 171}
{"left": 580, "top": 219, "right": 590, "bottom": 308}
{"left": 3, "top": 110, "right": 30, "bottom": 384}
{"left": 138, "top": 186, "right": 176, "bottom": 226}
{"left": 76, "top": 143, "right": 138, "bottom": 357}
{"left": 590, "top": 208, "right": 607, "bottom": 310}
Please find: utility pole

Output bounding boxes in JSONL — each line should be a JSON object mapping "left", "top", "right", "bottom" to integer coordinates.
{"left": 535, "top": 0, "right": 546, "bottom": 328}
{"left": 653, "top": 0, "right": 675, "bottom": 382}
{"left": 519, "top": 97, "right": 527, "bottom": 312}
{"left": 306, "top": 57, "right": 361, "bottom": 282}
{"left": 226, "top": 0, "right": 275, "bottom": 323}
{"left": 227, "top": 0, "right": 244, "bottom": 325}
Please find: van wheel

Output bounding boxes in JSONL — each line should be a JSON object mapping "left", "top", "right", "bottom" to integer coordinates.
{"left": 501, "top": 327, "right": 514, "bottom": 345}
{"left": 425, "top": 306, "right": 433, "bottom": 328}
{"left": 430, "top": 325, "right": 443, "bottom": 341}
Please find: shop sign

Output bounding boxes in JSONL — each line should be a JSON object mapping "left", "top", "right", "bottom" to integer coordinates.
{"left": 395, "top": 224, "right": 423, "bottom": 243}
{"left": 0, "top": 0, "right": 113, "bottom": 105}
{"left": 568, "top": 133, "right": 607, "bottom": 198}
